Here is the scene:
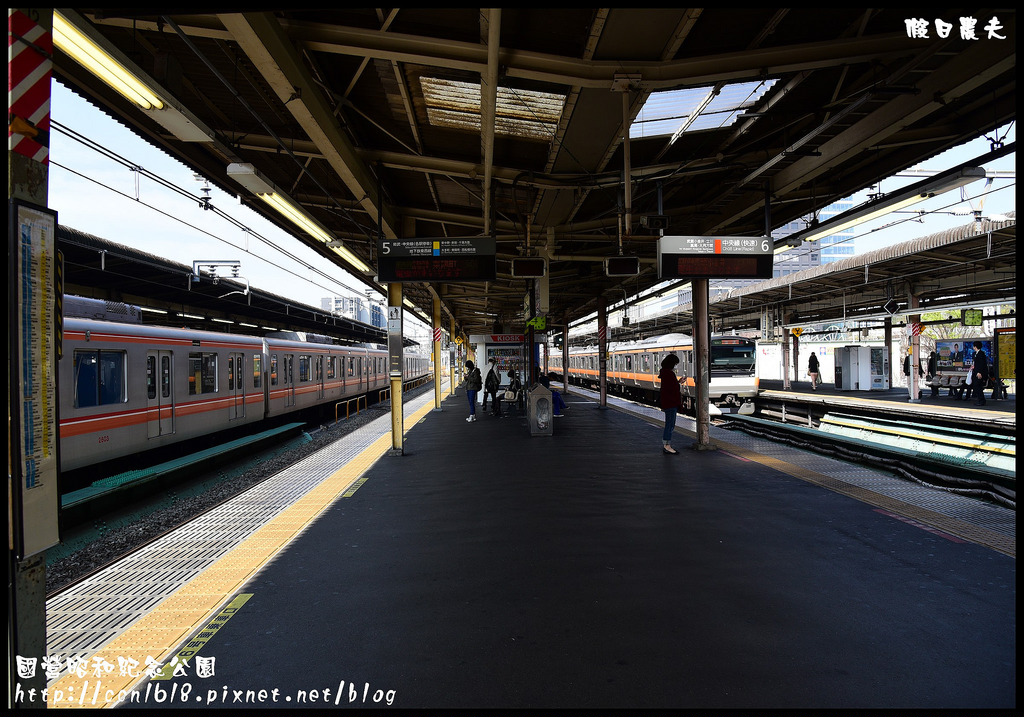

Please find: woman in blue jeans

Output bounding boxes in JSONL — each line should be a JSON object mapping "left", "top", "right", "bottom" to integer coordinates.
{"left": 658, "top": 354, "right": 682, "bottom": 454}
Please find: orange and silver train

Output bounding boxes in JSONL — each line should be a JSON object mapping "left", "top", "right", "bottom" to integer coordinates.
{"left": 60, "top": 316, "right": 430, "bottom": 472}
{"left": 549, "top": 332, "right": 758, "bottom": 414}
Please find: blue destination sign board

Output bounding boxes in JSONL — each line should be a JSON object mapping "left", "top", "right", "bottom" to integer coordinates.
{"left": 377, "top": 237, "right": 496, "bottom": 282}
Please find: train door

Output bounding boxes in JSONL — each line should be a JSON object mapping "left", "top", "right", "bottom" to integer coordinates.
{"left": 146, "top": 350, "right": 175, "bottom": 438}
{"left": 283, "top": 354, "right": 296, "bottom": 407}
{"left": 356, "top": 356, "right": 365, "bottom": 391}
{"left": 315, "top": 355, "right": 325, "bottom": 399}
{"left": 227, "top": 352, "right": 245, "bottom": 419}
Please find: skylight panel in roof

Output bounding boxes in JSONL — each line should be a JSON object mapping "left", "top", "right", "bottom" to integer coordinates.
{"left": 630, "top": 79, "right": 777, "bottom": 139}
{"left": 421, "top": 77, "right": 565, "bottom": 141}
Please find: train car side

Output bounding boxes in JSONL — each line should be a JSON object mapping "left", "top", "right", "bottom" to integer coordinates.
{"left": 60, "top": 319, "right": 267, "bottom": 471}
{"left": 550, "top": 333, "right": 758, "bottom": 412}
{"left": 60, "top": 319, "right": 434, "bottom": 473}
{"left": 262, "top": 338, "right": 382, "bottom": 418}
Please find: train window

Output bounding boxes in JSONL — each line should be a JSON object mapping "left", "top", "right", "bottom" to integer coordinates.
{"left": 299, "top": 355, "right": 311, "bottom": 382}
{"left": 624, "top": 355, "right": 633, "bottom": 371}
{"left": 710, "top": 341, "right": 756, "bottom": 369}
{"left": 228, "top": 355, "right": 235, "bottom": 391}
{"left": 188, "top": 352, "right": 218, "bottom": 395}
{"left": 161, "top": 355, "right": 171, "bottom": 398}
{"left": 327, "top": 356, "right": 336, "bottom": 379}
{"left": 74, "top": 350, "right": 126, "bottom": 407}
{"left": 270, "top": 354, "right": 278, "bottom": 386}
{"left": 147, "top": 356, "right": 156, "bottom": 399}
{"left": 347, "top": 357, "right": 355, "bottom": 377}
{"left": 253, "top": 355, "right": 262, "bottom": 389}
{"left": 641, "top": 354, "right": 651, "bottom": 373}
{"left": 315, "top": 356, "right": 323, "bottom": 382}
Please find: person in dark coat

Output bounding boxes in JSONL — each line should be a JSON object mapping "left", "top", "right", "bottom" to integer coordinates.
{"left": 807, "top": 352, "right": 820, "bottom": 390}
{"left": 926, "top": 351, "right": 939, "bottom": 397}
{"left": 659, "top": 354, "right": 682, "bottom": 454}
{"left": 483, "top": 358, "right": 501, "bottom": 416}
{"left": 464, "top": 360, "right": 482, "bottom": 422}
{"left": 970, "top": 341, "right": 989, "bottom": 406}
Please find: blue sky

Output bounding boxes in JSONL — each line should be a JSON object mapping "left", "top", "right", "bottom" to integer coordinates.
{"left": 47, "top": 80, "right": 1014, "bottom": 322}
{"left": 48, "top": 81, "right": 406, "bottom": 323}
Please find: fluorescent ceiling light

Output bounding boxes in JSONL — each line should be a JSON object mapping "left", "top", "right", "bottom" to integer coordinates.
{"left": 329, "top": 245, "right": 372, "bottom": 274}
{"left": 788, "top": 166, "right": 987, "bottom": 244}
{"left": 259, "top": 192, "right": 332, "bottom": 244}
{"left": 52, "top": 10, "right": 163, "bottom": 110}
{"left": 227, "top": 163, "right": 373, "bottom": 275}
{"left": 53, "top": 10, "right": 215, "bottom": 142}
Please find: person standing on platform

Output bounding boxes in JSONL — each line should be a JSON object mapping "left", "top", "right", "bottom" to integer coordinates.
{"left": 483, "top": 358, "right": 501, "bottom": 416}
{"left": 659, "top": 354, "right": 682, "bottom": 454}
{"left": 970, "top": 341, "right": 989, "bottom": 406}
{"left": 926, "top": 351, "right": 939, "bottom": 397}
{"left": 464, "top": 360, "right": 482, "bottom": 422}
{"left": 808, "top": 352, "right": 820, "bottom": 390}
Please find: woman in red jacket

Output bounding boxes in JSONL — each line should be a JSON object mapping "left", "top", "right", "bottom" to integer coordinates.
{"left": 659, "top": 354, "right": 682, "bottom": 454}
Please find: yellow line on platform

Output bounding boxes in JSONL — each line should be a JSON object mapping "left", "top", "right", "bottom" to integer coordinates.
{"left": 48, "top": 389, "right": 448, "bottom": 708}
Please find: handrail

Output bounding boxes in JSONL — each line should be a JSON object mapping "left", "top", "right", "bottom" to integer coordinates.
{"left": 335, "top": 395, "right": 367, "bottom": 423}
{"left": 336, "top": 373, "right": 436, "bottom": 422}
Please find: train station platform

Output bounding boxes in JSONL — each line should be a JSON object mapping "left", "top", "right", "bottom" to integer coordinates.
{"left": 42, "top": 383, "right": 1015, "bottom": 710}
{"left": 757, "top": 378, "right": 1016, "bottom": 424}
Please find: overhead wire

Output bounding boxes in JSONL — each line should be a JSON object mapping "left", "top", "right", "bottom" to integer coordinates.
{"left": 48, "top": 120, "right": 369, "bottom": 301}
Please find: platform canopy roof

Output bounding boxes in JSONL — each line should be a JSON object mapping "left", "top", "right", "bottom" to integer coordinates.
{"left": 49, "top": 8, "right": 1015, "bottom": 338}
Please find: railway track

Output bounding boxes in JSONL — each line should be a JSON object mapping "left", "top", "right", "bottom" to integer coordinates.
{"left": 564, "top": 381, "right": 1014, "bottom": 509}
{"left": 47, "top": 381, "right": 436, "bottom": 597}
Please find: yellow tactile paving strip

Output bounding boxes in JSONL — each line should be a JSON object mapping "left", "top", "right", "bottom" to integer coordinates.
{"left": 48, "top": 393, "right": 445, "bottom": 709}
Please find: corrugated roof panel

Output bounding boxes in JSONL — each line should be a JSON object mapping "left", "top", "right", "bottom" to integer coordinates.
{"left": 421, "top": 77, "right": 564, "bottom": 140}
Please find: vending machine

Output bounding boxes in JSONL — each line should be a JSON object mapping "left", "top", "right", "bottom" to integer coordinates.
{"left": 868, "top": 346, "right": 889, "bottom": 390}
{"left": 835, "top": 345, "right": 887, "bottom": 391}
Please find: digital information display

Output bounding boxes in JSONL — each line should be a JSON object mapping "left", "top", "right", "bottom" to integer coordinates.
{"left": 658, "top": 235, "right": 773, "bottom": 280}
{"left": 377, "top": 237, "right": 496, "bottom": 282}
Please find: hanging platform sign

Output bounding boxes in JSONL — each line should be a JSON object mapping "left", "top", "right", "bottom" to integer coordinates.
{"left": 377, "top": 237, "right": 496, "bottom": 282}
{"left": 658, "top": 235, "right": 773, "bottom": 280}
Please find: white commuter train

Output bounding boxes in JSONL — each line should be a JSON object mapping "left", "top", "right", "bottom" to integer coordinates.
{"left": 549, "top": 332, "right": 758, "bottom": 413}
{"left": 60, "top": 317, "right": 431, "bottom": 472}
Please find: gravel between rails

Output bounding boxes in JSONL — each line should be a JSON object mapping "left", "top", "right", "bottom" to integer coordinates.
{"left": 46, "top": 385, "right": 434, "bottom": 595}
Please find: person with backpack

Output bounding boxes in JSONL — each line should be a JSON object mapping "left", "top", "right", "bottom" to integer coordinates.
{"left": 483, "top": 358, "right": 501, "bottom": 417}
{"left": 464, "top": 360, "right": 483, "bottom": 422}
